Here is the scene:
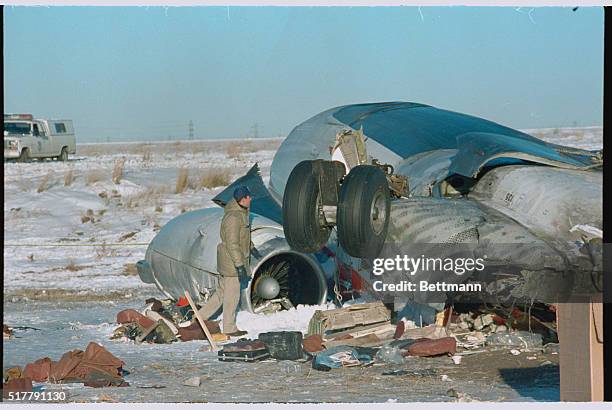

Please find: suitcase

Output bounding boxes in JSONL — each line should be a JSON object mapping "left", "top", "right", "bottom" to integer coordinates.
{"left": 258, "top": 331, "right": 303, "bottom": 360}
{"left": 217, "top": 339, "right": 270, "bottom": 362}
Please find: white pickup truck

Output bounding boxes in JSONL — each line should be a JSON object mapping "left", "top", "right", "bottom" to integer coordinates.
{"left": 4, "top": 114, "right": 77, "bottom": 162}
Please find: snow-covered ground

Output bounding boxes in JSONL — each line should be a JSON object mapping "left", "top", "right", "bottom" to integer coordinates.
{"left": 2, "top": 128, "right": 601, "bottom": 403}
{"left": 3, "top": 138, "right": 281, "bottom": 297}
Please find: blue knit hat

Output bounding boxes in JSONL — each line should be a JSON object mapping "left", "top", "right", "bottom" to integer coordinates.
{"left": 233, "top": 186, "right": 251, "bottom": 201}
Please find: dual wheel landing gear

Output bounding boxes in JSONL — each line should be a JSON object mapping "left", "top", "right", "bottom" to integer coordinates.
{"left": 282, "top": 159, "right": 405, "bottom": 259}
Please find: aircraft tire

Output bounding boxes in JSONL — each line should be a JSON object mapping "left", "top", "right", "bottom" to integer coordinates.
{"left": 337, "top": 165, "right": 390, "bottom": 258}
{"left": 282, "top": 160, "right": 331, "bottom": 253}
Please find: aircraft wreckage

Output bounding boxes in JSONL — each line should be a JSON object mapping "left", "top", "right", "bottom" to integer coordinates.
{"left": 137, "top": 102, "right": 603, "bottom": 314}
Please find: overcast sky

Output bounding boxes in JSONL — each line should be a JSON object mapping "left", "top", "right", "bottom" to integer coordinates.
{"left": 4, "top": 6, "right": 604, "bottom": 142}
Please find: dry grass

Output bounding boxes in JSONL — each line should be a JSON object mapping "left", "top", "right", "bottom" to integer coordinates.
{"left": 64, "top": 169, "right": 75, "bottom": 186}
{"left": 175, "top": 168, "right": 189, "bottom": 194}
{"left": 118, "top": 231, "right": 137, "bottom": 242}
{"left": 122, "top": 263, "right": 139, "bottom": 276}
{"left": 112, "top": 157, "right": 126, "bottom": 184}
{"left": 227, "top": 144, "right": 242, "bottom": 159}
{"left": 86, "top": 169, "right": 106, "bottom": 185}
{"left": 197, "top": 168, "right": 231, "bottom": 189}
{"left": 124, "top": 186, "right": 167, "bottom": 209}
{"left": 65, "top": 260, "right": 88, "bottom": 272}
{"left": 81, "top": 209, "right": 95, "bottom": 224}
{"left": 76, "top": 138, "right": 283, "bottom": 157}
{"left": 95, "top": 243, "right": 119, "bottom": 259}
{"left": 142, "top": 149, "right": 152, "bottom": 162}
{"left": 37, "top": 171, "right": 53, "bottom": 193}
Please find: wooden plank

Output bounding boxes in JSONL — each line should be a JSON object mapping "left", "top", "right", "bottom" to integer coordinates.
{"left": 184, "top": 290, "right": 218, "bottom": 351}
{"left": 135, "top": 321, "right": 159, "bottom": 344}
{"left": 323, "top": 333, "right": 383, "bottom": 349}
{"left": 325, "top": 322, "right": 394, "bottom": 340}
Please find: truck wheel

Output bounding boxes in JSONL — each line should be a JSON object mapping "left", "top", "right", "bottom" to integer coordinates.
{"left": 17, "top": 148, "right": 30, "bottom": 163}
{"left": 282, "top": 160, "right": 331, "bottom": 253}
{"left": 337, "top": 165, "right": 391, "bottom": 258}
{"left": 59, "top": 147, "right": 68, "bottom": 161}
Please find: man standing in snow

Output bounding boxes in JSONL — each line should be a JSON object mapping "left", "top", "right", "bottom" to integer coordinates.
{"left": 197, "top": 186, "right": 252, "bottom": 337}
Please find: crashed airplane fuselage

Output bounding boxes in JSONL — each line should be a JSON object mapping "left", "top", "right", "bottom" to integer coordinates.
{"left": 137, "top": 102, "right": 602, "bottom": 313}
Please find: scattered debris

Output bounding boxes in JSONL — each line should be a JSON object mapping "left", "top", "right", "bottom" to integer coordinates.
{"left": 218, "top": 339, "right": 270, "bottom": 362}
{"left": 307, "top": 301, "right": 390, "bottom": 338}
{"left": 259, "top": 331, "right": 304, "bottom": 360}
{"left": 112, "top": 299, "right": 225, "bottom": 344}
{"left": 473, "top": 314, "right": 494, "bottom": 331}
{"left": 3, "top": 324, "right": 13, "bottom": 339}
{"left": 19, "top": 342, "right": 128, "bottom": 388}
{"left": 406, "top": 337, "right": 456, "bottom": 357}
{"left": 543, "top": 343, "right": 559, "bottom": 354}
{"left": 375, "top": 345, "right": 405, "bottom": 365}
{"left": 4, "top": 366, "right": 23, "bottom": 382}
{"left": 312, "top": 345, "right": 372, "bottom": 371}
{"left": 303, "top": 334, "right": 324, "bottom": 354}
{"left": 486, "top": 331, "right": 543, "bottom": 350}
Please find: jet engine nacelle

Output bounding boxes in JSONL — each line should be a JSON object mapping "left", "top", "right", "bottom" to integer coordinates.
{"left": 137, "top": 207, "right": 330, "bottom": 313}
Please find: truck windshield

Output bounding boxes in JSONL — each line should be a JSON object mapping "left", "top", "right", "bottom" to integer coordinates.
{"left": 4, "top": 122, "right": 31, "bottom": 136}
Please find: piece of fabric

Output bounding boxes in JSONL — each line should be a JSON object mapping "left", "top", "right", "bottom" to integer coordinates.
{"left": 177, "top": 321, "right": 221, "bottom": 342}
{"left": 116, "top": 309, "right": 156, "bottom": 328}
{"left": 197, "top": 275, "right": 241, "bottom": 334}
{"left": 217, "top": 198, "right": 251, "bottom": 276}
{"left": 2, "top": 377, "right": 32, "bottom": 398}
{"left": 23, "top": 358, "right": 52, "bottom": 382}
{"left": 47, "top": 343, "right": 125, "bottom": 386}
{"left": 48, "top": 350, "right": 84, "bottom": 383}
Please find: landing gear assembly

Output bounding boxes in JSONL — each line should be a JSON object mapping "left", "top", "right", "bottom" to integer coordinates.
{"left": 282, "top": 158, "right": 407, "bottom": 259}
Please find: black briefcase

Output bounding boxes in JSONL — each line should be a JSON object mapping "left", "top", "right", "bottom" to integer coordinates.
{"left": 258, "top": 331, "right": 303, "bottom": 360}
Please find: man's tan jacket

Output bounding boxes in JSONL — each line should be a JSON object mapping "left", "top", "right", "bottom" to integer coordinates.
{"left": 217, "top": 198, "right": 251, "bottom": 277}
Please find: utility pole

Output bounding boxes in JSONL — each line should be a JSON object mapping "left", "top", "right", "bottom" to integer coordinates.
{"left": 250, "top": 122, "right": 261, "bottom": 139}
{"left": 188, "top": 120, "right": 194, "bottom": 140}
